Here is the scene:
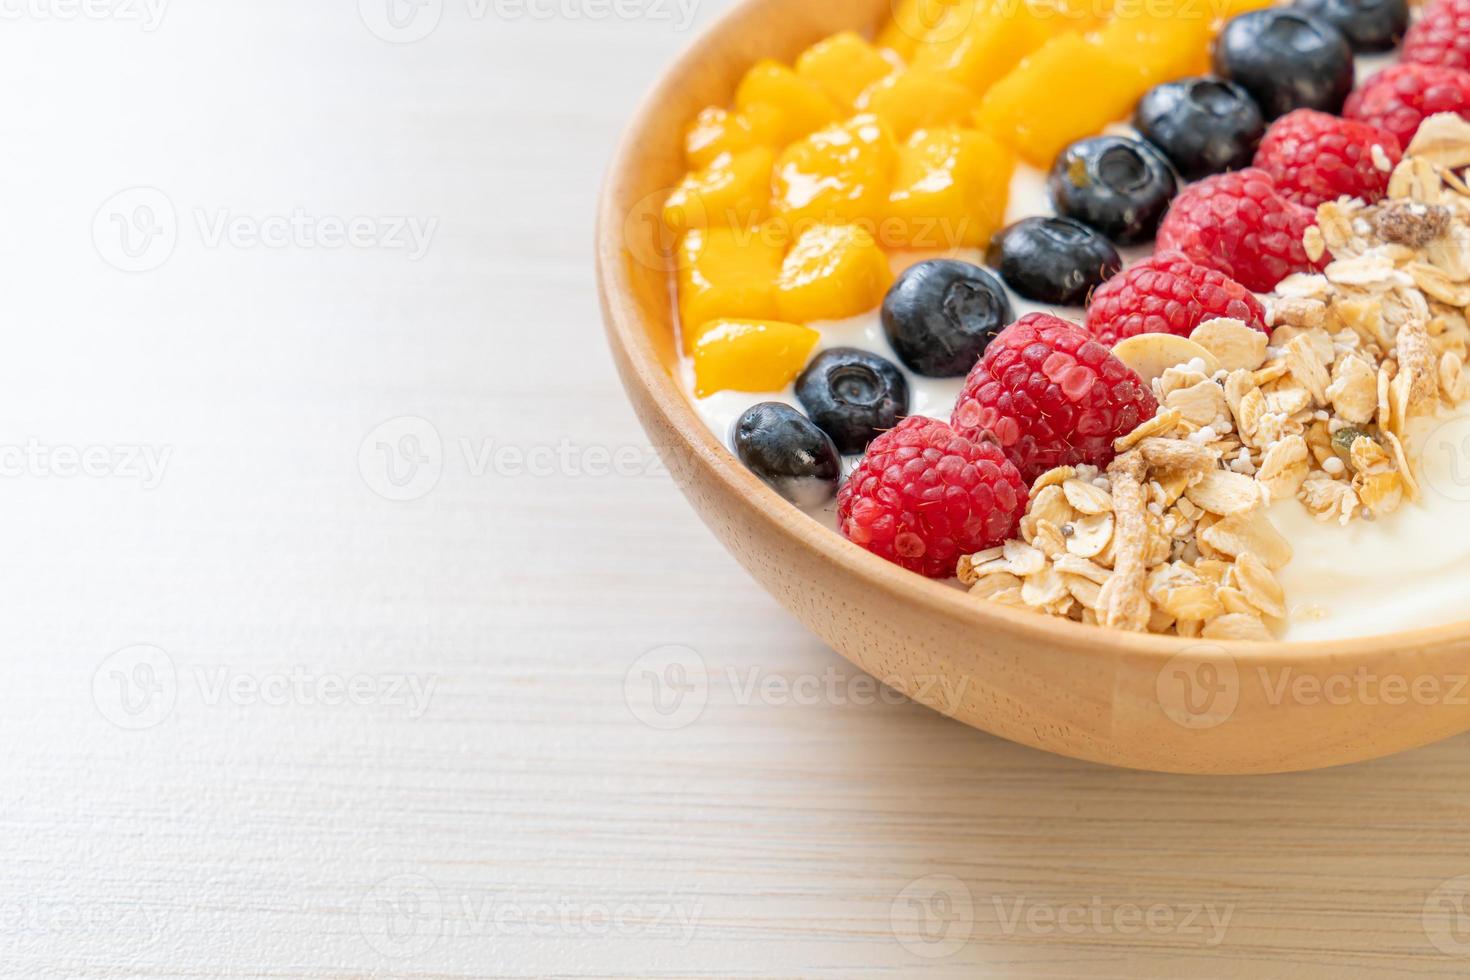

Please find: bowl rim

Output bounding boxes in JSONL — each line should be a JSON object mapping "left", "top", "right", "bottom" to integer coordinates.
{"left": 594, "top": 0, "right": 1470, "bottom": 663}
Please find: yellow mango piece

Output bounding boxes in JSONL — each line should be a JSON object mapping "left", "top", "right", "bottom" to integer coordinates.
{"left": 735, "top": 60, "right": 843, "bottom": 149}
{"left": 692, "top": 319, "right": 820, "bottom": 397}
{"left": 856, "top": 70, "right": 976, "bottom": 140}
{"left": 685, "top": 106, "right": 764, "bottom": 170}
{"left": 795, "top": 32, "right": 896, "bottom": 108}
{"left": 886, "top": 126, "right": 1014, "bottom": 250}
{"left": 771, "top": 115, "right": 899, "bottom": 229}
{"left": 1090, "top": 4, "right": 1214, "bottom": 91}
{"left": 676, "top": 227, "right": 785, "bottom": 353}
{"left": 663, "top": 147, "right": 773, "bottom": 236}
{"left": 776, "top": 224, "right": 894, "bottom": 323}
{"left": 879, "top": 0, "right": 972, "bottom": 60}
{"left": 1024, "top": 0, "right": 1112, "bottom": 38}
{"left": 910, "top": 0, "right": 1104, "bottom": 94}
{"left": 974, "top": 34, "right": 1141, "bottom": 166}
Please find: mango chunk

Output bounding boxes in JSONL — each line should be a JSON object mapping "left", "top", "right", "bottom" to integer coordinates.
{"left": 879, "top": 0, "right": 973, "bottom": 60}
{"left": 663, "top": 147, "right": 773, "bottom": 235}
{"left": 910, "top": 0, "right": 1104, "bottom": 94}
{"left": 1025, "top": 0, "right": 1112, "bottom": 38}
{"left": 692, "top": 319, "right": 820, "bottom": 397}
{"left": 676, "top": 227, "right": 785, "bottom": 353}
{"left": 776, "top": 224, "right": 894, "bottom": 323}
{"left": 886, "top": 126, "right": 1014, "bottom": 249}
{"left": 735, "top": 60, "right": 842, "bottom": 149}
{"left": 771, "top": 115, "right": 898, "bottom": 229}
{"left": 1090, "top": 7, "right": 1213, "bottom": 92}
{"left": 856, "top": 70, "right": 976, "bottom": 140}
{"left": 795, "top": 32, "right": 896, "bottom": 108}
{"left": 974, "top": 34, "right": 1141, "bottom": 167}
{"left": 684, "top": 106, "right": 765, "bottom": 170}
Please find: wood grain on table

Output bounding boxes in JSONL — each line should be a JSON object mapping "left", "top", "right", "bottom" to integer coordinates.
{"left": 0, "top": 1, "right": 1468, "bottom": 977}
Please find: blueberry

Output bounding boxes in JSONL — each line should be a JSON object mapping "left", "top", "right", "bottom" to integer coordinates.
{"left": 1048, "top": 136, "right": 1178, "bottom": 246}
{"left": 881, "top": 259, "right": 1013, "bottom": 377}
{"left": 1213, "top": 9, "right": 1354, "bottom": 119}
{"left": 1134, "top": 78, "right": 1265, "bottom": 182}
{"left": 1293, "top": 0, "right": 1408, "bottom": 52}
{"left": 795, "top": 348, "right": 909, "bottom": 455}
{"left": 731, "top": 402, "right": 841, "bottom": 508}
{"left": 985, "top": 217, "right": 1121, "bottom": 307}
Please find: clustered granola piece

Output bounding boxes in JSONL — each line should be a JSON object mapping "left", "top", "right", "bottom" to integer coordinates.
{"left": 958, "top": 114, "right": 1470, "bottom": 638}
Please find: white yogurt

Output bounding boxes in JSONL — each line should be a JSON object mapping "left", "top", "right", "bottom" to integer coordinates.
{"left": 678, "top": 123, "right": 1470, "bottom": 642}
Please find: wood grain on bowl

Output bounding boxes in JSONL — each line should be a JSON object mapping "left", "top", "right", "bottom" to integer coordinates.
{"left": 595, "top": 0, "right": 1470, "bottom": 773}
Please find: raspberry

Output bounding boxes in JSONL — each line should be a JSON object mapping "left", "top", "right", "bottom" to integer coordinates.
{"left": 1155, "top": 168, "right": 1325, "bottom": 293}
{"left": 1344, "top": 63, "right": 1470, "bottom": 147}
{"left": 951, "top": 313, "right": 1159, "bottom": 483}
{"left": 1253, "top": 109, "right": 1402, "bottom": 209}
{"left": 1085, "top": 252, "right": 1269, "bottom": 347}
{"left": 837, "top": 417, "right": 1027, "bottom": 578}
{"left": 1404, "top": 0, "right": 1470, "bottom": 73}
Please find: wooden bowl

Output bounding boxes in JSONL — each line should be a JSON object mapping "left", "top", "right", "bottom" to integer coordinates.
{"left": 595, "top": 0, "right": 1470, "bottom": 773}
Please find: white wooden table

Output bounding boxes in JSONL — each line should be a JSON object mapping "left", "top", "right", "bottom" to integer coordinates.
{"left": 4, "top": 2, "right": 1470, "bottom": 976}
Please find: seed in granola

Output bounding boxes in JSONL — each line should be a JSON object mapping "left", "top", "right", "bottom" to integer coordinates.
{"left": 1330, "top": 426, "right": 1373, "bottom": 462}
{"left": 1372, "top": 201, "right": 1450, "bottom": 248}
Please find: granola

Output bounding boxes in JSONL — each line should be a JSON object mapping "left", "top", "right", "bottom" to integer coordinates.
{"left": 959, "top": 115, "right": 1470, "bottom": 638}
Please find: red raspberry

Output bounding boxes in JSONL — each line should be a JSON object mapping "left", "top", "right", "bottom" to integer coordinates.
{"left": 1253, "top": 109, "right": 1402, "bottom": 209}
{"left": 1155, "top": 168, "right": 1325, "bottom": 293}
{"left": 1404, "top": 0, "right": 1470, "bottom": 73}
{"left": 951, "top": 313, "right": 1158, "bottom": 484}
{"left": 1085, "top": 252, "right": 1269, "bottom": 347}
{"left": 837, "top": 416, "right": 1027, "bottom": 578}
{"left": 1344, "top": 63, "right": 1470, "bottom": 148}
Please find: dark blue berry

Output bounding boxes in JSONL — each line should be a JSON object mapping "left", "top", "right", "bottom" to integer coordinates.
{"left": 1134, "top": 77, "right": 1265, "bottom": 182}
{"left": 731, "top": 402, "right": 841, "bottom": 507}
{"left": 1213, "top": 9, "right": 1354, "bottom": 119}
{"left": 985, "top": 217, "right": 1121, "bottom": 307}
{"left": 795, "top": 348, "right": 908, "bottom": 455}
{"left": 881, "top": 259, "right": 1012, "bottom": 378}
{"left": 1293, "top": 0, "right": 1408, "bottom": 52}
{"left": 1048, "top": 136, "right": 1178, "bottom": 246}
